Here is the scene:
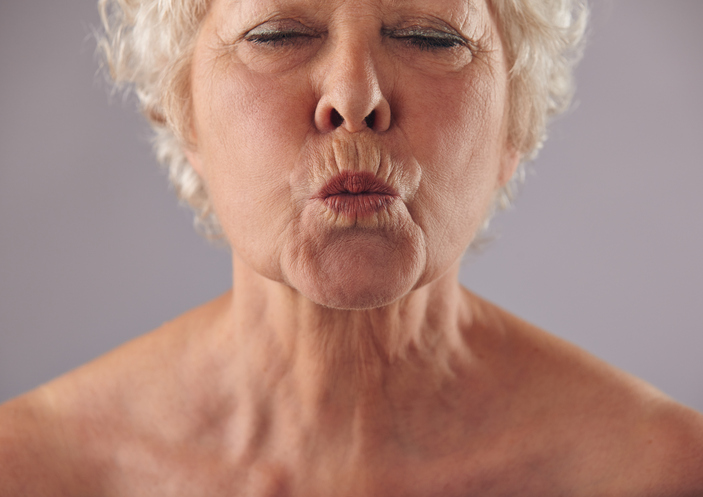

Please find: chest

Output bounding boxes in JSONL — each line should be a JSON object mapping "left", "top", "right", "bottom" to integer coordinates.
{"left": 98, "top": 437, "right": 592, "bottom": 497}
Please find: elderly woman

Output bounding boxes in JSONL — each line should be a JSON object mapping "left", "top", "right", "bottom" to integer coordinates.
{"left": 1, "top": 0, "right": 702, "bottom": 494}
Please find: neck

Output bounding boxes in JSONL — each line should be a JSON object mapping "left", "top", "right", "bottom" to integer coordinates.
{"left": 209, "top": 255, "right": 477, "bottom": 467}
{"left": 232, "top": 256, "right": 471, "bottom": 379}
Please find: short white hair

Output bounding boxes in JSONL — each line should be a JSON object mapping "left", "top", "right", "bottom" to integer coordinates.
{"left": 98, "top": 0, "right": 588, "bottom": 238}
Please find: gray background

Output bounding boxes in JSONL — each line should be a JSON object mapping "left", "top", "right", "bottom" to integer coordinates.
{"left": 1, "top": 1, "right": 702, "bottom": 410}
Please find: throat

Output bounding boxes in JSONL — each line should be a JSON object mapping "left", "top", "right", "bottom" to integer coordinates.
{"left": 213, "top": 257, "right": 476, "bottom": 464}
{"left": 234, "top": 263, "right": 469, "bottom": 400}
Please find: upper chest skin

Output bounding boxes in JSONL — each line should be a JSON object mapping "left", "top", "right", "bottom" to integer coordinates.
{"left": 51, "top": 327, "right": 701, "bottom": 497}
{"left": 4, "top": 299, "right": 702, "bottom": 497}
{"left": 81, "top": 391, "right": 694, "bottom": 497}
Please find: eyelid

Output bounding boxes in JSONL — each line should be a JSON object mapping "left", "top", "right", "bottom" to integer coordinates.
{"left": 383, "top": 25, "right": 471, "bottom": 48}
{"left": 390, "top": 26, "right": 464, "bottom": 40}
{"left": 245, "top": 19, "right": 319, "bottom": 39}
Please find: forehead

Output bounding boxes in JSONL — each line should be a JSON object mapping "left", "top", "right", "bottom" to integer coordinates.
{"left": 211, "top": 0, "right": 487, "bottom": 29}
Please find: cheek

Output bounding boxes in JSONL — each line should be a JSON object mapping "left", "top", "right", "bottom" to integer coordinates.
{"left": 203, "top": 68, "right": 312, "bottom": 177}
{"left": 398, "top": 66, "right": 507, "bottom": 258}
{"left": 194, "top": 67, "right": 315, "bottom": 248}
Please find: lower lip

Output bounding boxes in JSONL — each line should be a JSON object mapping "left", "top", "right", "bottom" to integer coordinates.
{"left": 323, "top": 193, "right": 395, "bottom": 217}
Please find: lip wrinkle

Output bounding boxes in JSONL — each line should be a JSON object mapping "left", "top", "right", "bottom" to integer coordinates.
{"left": 314, "top": 171, "right": 399, "bottom": 217}
{"left": 325, "top": 193, "right": 395, "bottom": 216}
{"left": 315, "top": 171, "right": 399, "bottom": 199}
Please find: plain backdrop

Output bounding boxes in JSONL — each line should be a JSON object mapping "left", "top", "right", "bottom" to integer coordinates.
{"left": 1, "top": 0, "right": 702, "bottom": 410}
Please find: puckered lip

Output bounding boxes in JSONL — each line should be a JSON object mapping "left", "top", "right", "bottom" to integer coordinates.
{"left": 314, "top": 171, "right": 399, "bottom": 200}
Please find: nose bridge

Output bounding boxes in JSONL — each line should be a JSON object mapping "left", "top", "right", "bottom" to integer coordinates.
{"left": 331, "top": 34, "right": 380, "bottom": 106}
{"left": 316, "top": 23, "right": 390, "bottom": 133}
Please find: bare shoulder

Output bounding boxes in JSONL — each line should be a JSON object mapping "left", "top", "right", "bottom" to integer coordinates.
{"left": 0, "top": 392, "right": 87, "bottom": 496}
{"left": 0, "top": 292, "right": 232, "bottom": 496}
{"left": 464, "top": 290, "right": 703, "bottom": 495}
{"left": 634, "top": 400, "right": 703, "bottom": 493}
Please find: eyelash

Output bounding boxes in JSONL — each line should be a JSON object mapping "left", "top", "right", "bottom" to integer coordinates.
{"left": 245, "top": 29, "right": 467, "bottom": 51}
{"left": 393, "top": 34, "right": 466, "bottom": 51}
{"left": 246, "top": 31, "right": 318, "bottom": 47}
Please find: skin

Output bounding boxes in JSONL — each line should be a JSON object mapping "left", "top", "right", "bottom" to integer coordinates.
{"left": 186, "top": 0, "right": 518, "bottom": 310}
{"left": 1, "top": 0, "right": 703, "bottom": 495}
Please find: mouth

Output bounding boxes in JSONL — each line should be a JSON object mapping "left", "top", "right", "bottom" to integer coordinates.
{"left": 314, "top": 171, "right": 399, "bottom": 217}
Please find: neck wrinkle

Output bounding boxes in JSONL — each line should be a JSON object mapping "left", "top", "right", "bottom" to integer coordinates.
{"left": 223, "top": 257, "right": 475, "bottom": 461}
{"left": 232, "top": 259, "right": 469, "bottom": 379}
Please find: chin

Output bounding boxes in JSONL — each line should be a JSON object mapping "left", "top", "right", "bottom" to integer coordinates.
{"left": 286, "top": 234, "right": 425, "bottom": 311}
{"left": 305, "top": 275, "right": 413, "bottom": 311}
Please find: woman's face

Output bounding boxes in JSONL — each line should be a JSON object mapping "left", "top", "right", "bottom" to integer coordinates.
{"left": 186, "top": 0, "right": 519, "bottom": 309}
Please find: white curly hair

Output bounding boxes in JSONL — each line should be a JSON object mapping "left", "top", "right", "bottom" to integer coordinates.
{"left": 98, "top": 0, "right": 588, "bottom": 238}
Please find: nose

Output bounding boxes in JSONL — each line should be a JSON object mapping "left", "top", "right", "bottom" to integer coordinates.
{"left": 314, "top": 38, "right": 392, "bottom": 133}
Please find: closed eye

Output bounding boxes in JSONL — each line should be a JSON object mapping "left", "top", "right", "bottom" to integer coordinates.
{"left": 385, "top": 27, "right": 469, "bottom": 52}
{"left": 244, "top": 20, "right": 321, "bottom": 48}
{"left": 246, "top": 30, "right": 318, "bottom": 47}
{"left": 400, "top": 35, "right": 464, "bottom": 50}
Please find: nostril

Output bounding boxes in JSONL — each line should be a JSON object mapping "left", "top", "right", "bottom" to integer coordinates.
{"left": 364, "top": 110, "right": 376, "bottom": 129}
{"left": 330, "top": 108, "right": 344, "bottom": 128}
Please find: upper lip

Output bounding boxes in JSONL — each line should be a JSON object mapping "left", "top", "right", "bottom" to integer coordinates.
{"left": 315, "top": 171, "right": 399, "bottom": 199}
